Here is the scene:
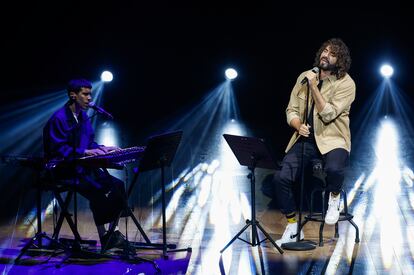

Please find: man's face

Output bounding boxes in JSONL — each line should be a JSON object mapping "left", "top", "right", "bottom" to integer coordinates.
{"left": 70, "top": 87, "right": 92, "bottom": 110}
{"left": 319, "top": 45, "right": 338, "bottom": 71}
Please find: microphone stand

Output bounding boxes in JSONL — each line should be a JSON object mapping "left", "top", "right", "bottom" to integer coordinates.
{"left": 282, "top": 81, "right": 316, "bottom": 251}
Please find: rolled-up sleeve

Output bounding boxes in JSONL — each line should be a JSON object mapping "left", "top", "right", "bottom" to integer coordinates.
{"left": 286, "top": 105, "right": 300, "bottom": 126}
{"left": 286, "top": 75, "right": 304, "bottom": 126}
{"left": 318, "top": 78, "right": 355, "bottom": 123}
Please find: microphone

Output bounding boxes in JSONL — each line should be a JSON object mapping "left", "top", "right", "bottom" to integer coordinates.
{"left": 301, "top": 67, "right": 320, "bottom": 85}
{"left": 88, "top": 102, "right": 114, "bottom": 119}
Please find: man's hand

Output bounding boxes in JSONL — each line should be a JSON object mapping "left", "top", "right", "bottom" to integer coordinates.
{"left": 84, "top": 146, "right": 120, "bottom": 156}
{"left": 304, "top": 70, "right": 319, "bottom": 88}
{"left": 290, "top": 118, "right": 310, "bottom": 137}
{"left": 98, "top": 146, "right": 120, "bottom": 154}
{"left": 298, "top": 124, "right": 311, "bottom": 137}
{"left": 85, "top": 148, "right": 106, "bottom": 156}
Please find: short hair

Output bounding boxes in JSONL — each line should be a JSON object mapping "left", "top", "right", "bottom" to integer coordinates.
{"left": 313, "top": 38, "right": 351, "bottom": 79}
{"left": 66, "top": 79, "right": 92, "bottom": 97}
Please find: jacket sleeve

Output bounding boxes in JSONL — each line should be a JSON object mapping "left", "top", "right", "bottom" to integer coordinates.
{"left": 46, "top": 117, "right": 86, "bottom": 158}
{"left": 318, "top": 77, "right": 356, "bottom": 123}
{"left": 286, "top": 74, "right": 304, "bottom": 126}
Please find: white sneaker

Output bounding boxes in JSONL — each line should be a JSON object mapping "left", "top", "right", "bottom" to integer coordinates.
{"left": 325, "top": 192, "right": 341, "bottom": 225}
{"left": 276, "top": 222, "right": 304, "bottom": 247}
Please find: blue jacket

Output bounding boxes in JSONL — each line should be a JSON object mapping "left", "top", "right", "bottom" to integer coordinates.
{"left": 43, "top": 102, "right": 99, "bottom": 161}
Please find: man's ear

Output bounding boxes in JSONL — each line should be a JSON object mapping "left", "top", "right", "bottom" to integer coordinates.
{"left": 69, "top": 92, "right": 76, "bottom": 101}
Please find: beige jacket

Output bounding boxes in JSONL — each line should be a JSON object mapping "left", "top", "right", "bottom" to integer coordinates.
{"left": 285, "top": 70, "right": 356, "bottom": 154}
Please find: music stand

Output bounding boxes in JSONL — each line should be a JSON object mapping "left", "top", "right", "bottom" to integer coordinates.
{"left": 138, "top": 130, "right": 191, "bottom": 259}
{"left": 219, "top": 134, "right": 283, "bottom": 254}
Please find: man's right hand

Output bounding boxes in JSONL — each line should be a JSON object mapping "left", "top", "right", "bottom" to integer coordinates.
{"left": 298, "top": 124, "right": 311, "bottom": 137}
{"left": 290, "top": 118, "right": 311, "bottom": 137}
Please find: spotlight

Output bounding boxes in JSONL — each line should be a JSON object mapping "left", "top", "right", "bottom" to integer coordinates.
{"left": 101, "top": 71, "right": 113, "bottom": 82}
{"left": 225, "top": 68, "right": 238, "bottom": 80}
{"left": 380, "top": 64, "right": 393, "bottom": 78}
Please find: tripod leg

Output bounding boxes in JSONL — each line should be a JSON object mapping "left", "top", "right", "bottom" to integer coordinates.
{"left": 220, "top": 221, "right": 251, "bottom": 253}
{"left": 251, "top": 221, "right": 258, "bottom": 246}
{"left": 254, "top": 223, "right": 260, "bottom": 246}
{"left": 126, "top": 168, "right": 151, "bottom": 243}
{"left": 256, "top": 223, "right": 283, "bottom": 254}
{"left": 128, "top": 210, "right": 151, "bottom": 244}
{"left": 14, "top": 233, "right": 45, "bottom": 263}
{"left": 101, "top": 198, "right": 151, "bottom": 252}
{"left": 15, "top": 232, "right": 69, "bottom": 263}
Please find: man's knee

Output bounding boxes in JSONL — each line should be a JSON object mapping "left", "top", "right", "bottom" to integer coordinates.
{"left": 325, "top": 165, "right": 345, "bottom": 178}
{"left": 109, "top": 176, "right": 125, "bottom": 192}
{"left": 276, "top": 170, "right": 294, "bottom": 186}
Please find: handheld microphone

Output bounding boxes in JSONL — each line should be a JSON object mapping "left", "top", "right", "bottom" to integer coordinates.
{"left": 301, "top": 67, "right": 320, "bottom": 85}
{"left": 88, "top": 102, "right": 114, "bottom": 119}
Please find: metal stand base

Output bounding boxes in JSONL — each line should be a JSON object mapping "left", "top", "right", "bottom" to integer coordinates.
{"left": 281, "top": 240, "right": 317, "bottom": 251}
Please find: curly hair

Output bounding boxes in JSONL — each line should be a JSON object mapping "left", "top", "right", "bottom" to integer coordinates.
{"left": 313, "top": 38, "right": 351, "bottom": 79}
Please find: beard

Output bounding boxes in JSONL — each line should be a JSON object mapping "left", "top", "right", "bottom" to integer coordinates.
{"left": 319, "top": 60, "right": 337, "bottom": 72}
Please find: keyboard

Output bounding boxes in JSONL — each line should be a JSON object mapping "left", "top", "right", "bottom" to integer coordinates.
{"left": 77, "top": 146, "right": 146, "bottom": 169}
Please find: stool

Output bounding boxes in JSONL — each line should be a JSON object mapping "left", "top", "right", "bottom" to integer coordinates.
{"left": 41, "top": 171, "right": 97, "bottom": 247}
{"left": 15, "top": 164, "right": 106, "bottom": 266}
{"left": 17, "top": 169, "right": 95, "bottom": 257}
{"left": 15, "top": 168, "right": 81, "bottom": 262}
{"left": 301, "top": 160, "right": 360, "bottom": 246}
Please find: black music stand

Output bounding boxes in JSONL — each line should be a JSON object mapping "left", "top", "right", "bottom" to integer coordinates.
{"left": 219, "top": 134, "right": 283, "bottom": 254}
{"left": 139, "top": 130, "right": 191, "bottom": 259}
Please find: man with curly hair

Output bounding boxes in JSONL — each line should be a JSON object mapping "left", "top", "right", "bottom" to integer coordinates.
{"left": 274, "top": 38, "right": 356, "bottom": 247}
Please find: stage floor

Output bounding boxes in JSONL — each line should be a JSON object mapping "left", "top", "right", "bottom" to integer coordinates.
{"left": 1, "top": 168, "right": 413, "bottom": 275}
{"left": 2, "top": 122, "right": 414, "bottom": 274}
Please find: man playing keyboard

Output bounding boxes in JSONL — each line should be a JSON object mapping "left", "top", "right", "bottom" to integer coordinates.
{"left": 43, "top": 78, "right": 130, "bottom": 251}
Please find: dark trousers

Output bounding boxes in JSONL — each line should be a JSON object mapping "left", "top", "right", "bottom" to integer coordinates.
{"left": 274, "top": 140, "right": 349, "bottom": 215}
{"left": 74, "top": 169, "right": 126, "bottom": 226}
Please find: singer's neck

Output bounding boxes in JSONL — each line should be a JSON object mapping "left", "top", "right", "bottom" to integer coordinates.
{"left": 320, "top": 69, "right": 332, "bottom": 80}
{"left": 69, "top": 103, "right": 81, "bottom": 115}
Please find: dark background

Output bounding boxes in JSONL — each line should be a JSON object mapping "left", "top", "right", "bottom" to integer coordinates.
{"left": 0, "top": 2, "right": 413, "bottom": 225}
{"left": 1, "top": 3, "right": 412, "bottom": 156}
